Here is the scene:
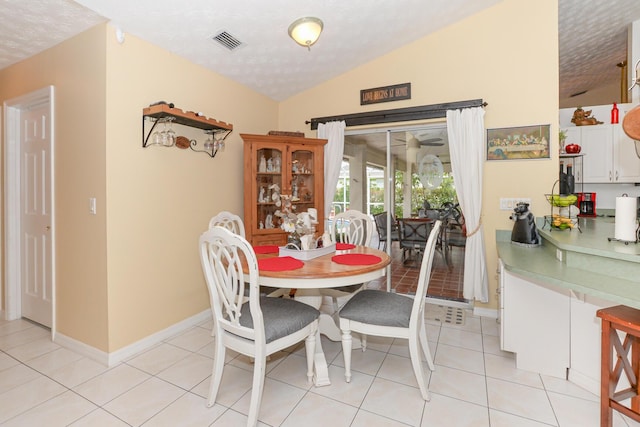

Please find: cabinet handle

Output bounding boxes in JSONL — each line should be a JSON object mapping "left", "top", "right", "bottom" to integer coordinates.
{"left": 609, "top": 171, "right": 612, "bottom": 181}
{"left": 616, "top": 171, "right": 619, "bottom": 181}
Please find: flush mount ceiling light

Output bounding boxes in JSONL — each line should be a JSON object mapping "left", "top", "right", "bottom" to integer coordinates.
{"left": 288, "top": 17, "right": 323, "bottom": 50}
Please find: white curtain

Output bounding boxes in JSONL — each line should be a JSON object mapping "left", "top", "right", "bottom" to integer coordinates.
{"left": 317, "top": 121, "right": 346, "bottom": 218}
{"left": 446, "top": 107, "right": 488, "bottom": 302}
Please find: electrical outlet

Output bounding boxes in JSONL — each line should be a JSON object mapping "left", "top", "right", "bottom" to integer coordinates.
{"left": 500, "top": 197, "right": 532, "bottom": 210}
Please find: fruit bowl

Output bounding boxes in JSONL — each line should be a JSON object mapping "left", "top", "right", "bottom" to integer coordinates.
{"left": 565, "top": 144, "right": 581, "bottom": 153}
{"left": 547, "top": 214, "right": 578, "bottom": 230}
{"left": 546, "top": 194, "right": 577, "bottom": 207}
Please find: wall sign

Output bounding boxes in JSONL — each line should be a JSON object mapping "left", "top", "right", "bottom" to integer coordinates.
{"left": 360, "top": 83, "right": 411, "bottom": 105}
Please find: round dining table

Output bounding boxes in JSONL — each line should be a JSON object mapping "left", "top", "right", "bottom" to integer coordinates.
{"left": 254, "top": 244, "right": 391, "bottom": 386}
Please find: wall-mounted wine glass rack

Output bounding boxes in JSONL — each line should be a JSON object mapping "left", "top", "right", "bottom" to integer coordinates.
{"left": 142, "top": 103, "right": 233, "bottom": 158}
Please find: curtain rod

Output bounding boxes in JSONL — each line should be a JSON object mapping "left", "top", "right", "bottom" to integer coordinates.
{"left": 306, "top": 99, "right": 486, "bottom": 130}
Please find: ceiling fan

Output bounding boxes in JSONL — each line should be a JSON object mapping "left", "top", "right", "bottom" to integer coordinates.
{"left": 395, "top": 131, "right": 445, "bottom": 147}
{"left": 417, "top": 137, "right": 444, "bottom": 146}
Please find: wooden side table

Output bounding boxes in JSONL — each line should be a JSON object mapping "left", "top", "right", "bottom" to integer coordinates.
{"left": 597, "top": 305, "right": 640, "bottom": 426}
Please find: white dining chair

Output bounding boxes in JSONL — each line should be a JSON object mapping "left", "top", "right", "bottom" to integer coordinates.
{"left": 208, "top": 211, "right": 245, "bottom": 237}
{"left": 320, "top": 210, "right": 375, "bottom": 311}
{"left": 331, "top": 209, "right": 374, "bottom": 247}
{"left": 199, "top": 227, "right": 319, "bottom": 427}
{"left": 209, "top": 211, "right": 281, "bottom": 298}
{"left": 338, "top": 220, "right": 442, "bottom": 401}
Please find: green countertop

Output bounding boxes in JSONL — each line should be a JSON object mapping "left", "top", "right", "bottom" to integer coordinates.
{"left": 537, "top": 217, "right": 640, "bottom": 262}
{"left": 497, "top": 217, "right": 640, "bottom": 310}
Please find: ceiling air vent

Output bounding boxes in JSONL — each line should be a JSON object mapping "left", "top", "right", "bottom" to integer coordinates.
{"left": 211, "top": 30, "right": 244, "bottom": 51}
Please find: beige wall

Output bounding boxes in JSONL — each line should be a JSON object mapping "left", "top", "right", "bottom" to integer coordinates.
{"left": 102, "top": 25, "right": 278, "bottom": 350}
{"left": 0, "top": 25, "right": 110, "bottom": 349}
{"left": 279, "top": 0, "right": 560, "bottom": 310}
{"left": 1, "top": 23, "right": 279, "bottom": 352}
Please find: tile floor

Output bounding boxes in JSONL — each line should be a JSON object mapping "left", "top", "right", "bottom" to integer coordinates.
{"left": 2, "top": 307, "right": 639, "bottom": 426}
{"left": 368, "top": 241, "right": 465, "bottom": 302}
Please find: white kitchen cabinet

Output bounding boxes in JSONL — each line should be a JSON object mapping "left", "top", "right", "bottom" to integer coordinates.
{"left": 499, "top": 263, "right": 570, "bottom": 379}
{"left": 580, "top": 125, "right": 612, "bottom": 183}
{"left": 499, "top": 259, "right": 626, "bottom": 395}
{"left": 568, "top": 293, "right": 616, "bottom": 396}
{"left": 564, "top": 124, "right": 640, "bottom": 183}
{"left": 613, "top": 125, "right": 640, "bottom": 182}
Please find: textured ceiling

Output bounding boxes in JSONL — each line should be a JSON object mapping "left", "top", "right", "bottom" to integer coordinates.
{"left": 71, "top": 0, "right": 502, "bottom": 101}
{"left": 1, "top": 0, "right": 639, "bottom": 102}
{"left": 0, "top": 1, "right": 106, "bottom": 68}
{"left": 559, "top": 0, "right": 640, "bottom": 100}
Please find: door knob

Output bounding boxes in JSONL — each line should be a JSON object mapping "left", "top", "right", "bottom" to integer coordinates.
{"left": 46, "top": 226, "right": 51, "bottom": 230}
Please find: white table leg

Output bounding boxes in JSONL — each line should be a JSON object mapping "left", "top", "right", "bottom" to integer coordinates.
{"left": 293, "top": 291, "right": 363, "bottom": 387}
{"left": 292, "top": 293, "right": 331, "bottom": 386}
{"left": 311, "top": 329, "right": 331, "bottom": 387}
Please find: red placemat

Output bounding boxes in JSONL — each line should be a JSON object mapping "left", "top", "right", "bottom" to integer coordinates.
{"left": 336, "top": 243, "right": 356, "bottom": 250}
{"left": 331, "top": 254, "right": 382, "bottom": 266}
{"left": 258, "top": 256, "right": 304, "bottom": 271}
{"left": 253, "top": 245, "right": 279, "bottom": 254}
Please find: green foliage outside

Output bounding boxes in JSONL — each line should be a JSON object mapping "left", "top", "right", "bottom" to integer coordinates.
{"left": 394, "top": 170, "right": 457, "bottom": 217}
{"left": 334, "top": 167, "right": 457, "bottom": 218}
{"left": 332, "top": 175, "right": 349, "bottom": 214}
{"left": 421, "top": 174, "right": 458, "bottom": 209}
{"left": 369, "top": 177, "right": 384, "bottom": 215}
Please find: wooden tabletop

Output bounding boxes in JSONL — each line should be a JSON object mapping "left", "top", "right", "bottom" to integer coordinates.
{"left": 256, "top": 245, "right": 391, "bottom": 289}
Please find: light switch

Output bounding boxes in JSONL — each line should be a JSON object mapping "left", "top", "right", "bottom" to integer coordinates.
{"left": 89, "top": 197, "right": 96, "bottom": 215}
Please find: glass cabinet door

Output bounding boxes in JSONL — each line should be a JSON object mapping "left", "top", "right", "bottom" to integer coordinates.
{"left": 291, "top": 148, "right": 315, "bottom": 220}
{"left": 256, "top": 147, "right": 283, "bottom": 231}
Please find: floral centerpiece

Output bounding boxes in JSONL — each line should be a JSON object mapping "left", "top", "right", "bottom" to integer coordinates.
{"left": 275, "top": 194, "right": 313, "bottom": 249}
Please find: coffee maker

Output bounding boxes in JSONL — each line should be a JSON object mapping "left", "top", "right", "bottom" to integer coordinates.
{"left": 576, "top": 192, "right": 596, "bottom": 217}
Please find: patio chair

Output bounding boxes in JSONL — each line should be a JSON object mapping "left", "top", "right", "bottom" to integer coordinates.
{"left": 397, "top": 218, "right": 433, "bottom": 265}
{"left": 373, "top": 211, "right": 399, "bottom": 250}
{"left": 338, "top": 221, "right": 442, "bottom": 401}
{"left": 199, "top": 227, "right": 319, "bottom": 427}
{"left": 441, "top": 203, "right": 466, "bottom": 267}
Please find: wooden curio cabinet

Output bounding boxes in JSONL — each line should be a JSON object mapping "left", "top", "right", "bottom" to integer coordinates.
{"left": 241, "top": 133, "right": 327, "bottom": 246}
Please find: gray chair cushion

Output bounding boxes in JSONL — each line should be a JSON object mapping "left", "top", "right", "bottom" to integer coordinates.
{"left": 339, "top": 289, "right": 413, "bottom": 327}
{"left": 240, "top": 297, "right": 320, "bottom": 343}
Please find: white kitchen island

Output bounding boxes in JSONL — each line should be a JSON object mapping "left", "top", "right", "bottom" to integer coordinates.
{"left": 497, "top": 217, "right": 640, "bottom": 395}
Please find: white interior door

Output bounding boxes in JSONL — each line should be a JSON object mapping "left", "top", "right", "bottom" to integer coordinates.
{"left": 20, "top": 103, "right": 52, "bottom": 327}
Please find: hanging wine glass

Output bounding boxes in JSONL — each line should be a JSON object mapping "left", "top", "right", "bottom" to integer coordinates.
{"left": 215, "top": 134, "right": 226, "bottom": 151}
{"left": 203, "top": 132, "right": 214, "bottom": 152}
{"left": 160, "top": 120, "right": 170, "bottom": 146}
{"left": 152, "top": 121, "right": 162, "bottom": 145}
{"left": 165, "top": 118, "right": 176, "bottom": 147}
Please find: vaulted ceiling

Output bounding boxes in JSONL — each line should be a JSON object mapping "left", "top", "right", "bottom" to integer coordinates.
{"left": 2, "top": 0, "right": 639, "bottom": 103}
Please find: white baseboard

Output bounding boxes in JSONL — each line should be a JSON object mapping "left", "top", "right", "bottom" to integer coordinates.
{"left": 54, "top": 332, "right": 110, "bottom": 365}
{"left": 473, "top": 307, "right": 498, "bottom": 319}
{"left": 53, "top": 309, "right": 212, "bottom": 366}
{"left": 425, "top": 297, "right": 473, "bottom": 310}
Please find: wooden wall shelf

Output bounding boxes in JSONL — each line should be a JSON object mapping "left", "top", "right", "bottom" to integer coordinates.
{"left": 142, "top": 103, "right": 233, "bottom": 157}
{"left": 142, "top": 104, "right": 232, "bottom": 132}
